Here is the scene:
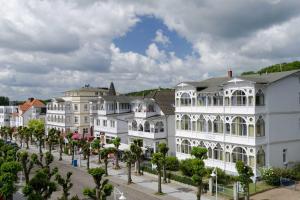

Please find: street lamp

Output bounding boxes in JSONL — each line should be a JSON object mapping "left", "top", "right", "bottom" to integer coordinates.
{"left": 211, "top": 167, "right": 218, "bottom": 200}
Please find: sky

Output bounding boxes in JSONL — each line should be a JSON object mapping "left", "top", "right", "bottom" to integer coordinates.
{"left": 1, "top": 0, "right": 300, "bottom": 100}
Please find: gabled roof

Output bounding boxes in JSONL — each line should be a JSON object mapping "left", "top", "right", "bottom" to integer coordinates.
{"left": 19, "top": 99, "right": 45, "bottom": 114}
{"left": 179, "top": 70, "right": 300, "bottom": 93}
{"left": 145, "top": 90, "right": 175, "bottom": 115}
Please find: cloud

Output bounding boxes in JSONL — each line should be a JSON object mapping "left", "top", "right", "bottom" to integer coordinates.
{"left": 1, "top": 0, "right": 300, "bottom": 100}
{"left": 153, "top": 29, "right": 170, "bottom": 46}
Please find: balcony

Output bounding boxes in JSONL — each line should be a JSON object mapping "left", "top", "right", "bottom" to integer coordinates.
{"left": 134, "top": 111, "right": 158, "bottom": 118}
{"left": 175, "top": 130, "right": 266, "bottom": 146}
{"left": 47, "top": 109, "right": 72, "bottom": 114}
{"left": 175, "top": 105, "right": 266, "bottom": 115}
{"left": 128, "top": 130, "right": 167, "bottom": 139}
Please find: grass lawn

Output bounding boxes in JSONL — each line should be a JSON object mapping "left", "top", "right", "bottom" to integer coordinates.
{"left": 249, "top": 181, "right": 275, "bottom": 195}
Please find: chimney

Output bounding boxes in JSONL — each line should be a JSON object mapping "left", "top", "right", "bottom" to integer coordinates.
{"left": 28, "top": 97, "right": 34, "bottom": 102}
{"left": 228, "top": 69, "right": 233, "bottom": 78}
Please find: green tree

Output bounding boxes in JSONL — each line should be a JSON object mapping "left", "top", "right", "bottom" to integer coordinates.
{"left": 0, "top": 161, "right": 22, "bottom": 200}
{"left": 100, "top": 147, "right": 115, "bottom": 176}
{"left": 191, "top": 146, "right": 208, "bottom": 200}
{"left": 32, "top": 152, "right": 58, "bottom": 180}
{"left": 130, "top": 139, "right": 143, "bottom": 175}
{"left": 55, "top": 172, "right": 77, "bottom": 200}
{"left": 82, "top": 140, "right": 91, "bottom": 170}
{"left": 123, "top": 150, "right": 136, "bottom": 184}
{"left": 83, "top": 167, "right": 113, "bottom": 200}
{"left": 151, "top": 152, "right": 164, "bottom": 194}
{"left": 0, "top": 96, "right": 9, "bottom": 106}
{"left": 158, "top": 143, "right": 169, "bottom": 183}
{"left": 235, "top": 161, "right": 253, "bottom": 200}
{"left": 57, "top": 131, "right": 64, "bottom": 161}
{"left": 29, "top": 119, "right": 45, "bottom": 157}
{"left": 16, "top": 151, "right": 35, "bottom": 184}
{"left": 47, "top": 128, "right": 58, "bottom": 154}
{"left": 23, "top": 127, "right": 31, "bottom": 149}
{"left": 16, "top": 126, "right": 24, "bottom": 147}
{"left": 91, "top": 139, "right": 102, "bottom": 164}
{"left": 23, "top": 169, "right": 57, "bottom": 200}
{"left": 111, "top": 137, "right": 121, "bottom": 169}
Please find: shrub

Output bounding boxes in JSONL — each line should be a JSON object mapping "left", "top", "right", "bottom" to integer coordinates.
{"left": 179, "top": 159, "right": 193, "bottom": 177}
{"left": 166, "top": 156, "right": 180, "bottom": 171}
{"left": 206, "top": 167, "right": 235, "bottom": 185}
{"left": 169, "top": 173, "right": 196, "bottom": 186}
{"left": 261, "top": 168, "right": 280, "bottom": 186}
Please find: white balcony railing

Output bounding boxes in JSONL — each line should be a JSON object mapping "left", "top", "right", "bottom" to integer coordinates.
{"left": 175, "top": 106, "right": 266, "bottom": 115}
{"left": 128, "top": 130, "right": 167, "bottom": 139}
{"left": 134, "top": 111, "right": 158, "bottom": 118}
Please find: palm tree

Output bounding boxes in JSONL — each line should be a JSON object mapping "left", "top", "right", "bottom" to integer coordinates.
{"left": 130, "top": 139, "right": 143, "bottom": 175}
{"left": 112, "top": 137, "right": 121, "bottom": 169}
{"left": 158, "top": 143, "right": 169, "bottom": 183}
{"left": 16, "top": 126, "right": 24, "bottom": 147}
{"left": 91, "top": 139, "right": 102, "bottom": 163}
{"left": 100, "top": 147, "right": 115, "bottom": 176}
{"left": 47, "top": 128, "right": 58, "bottom": 154}
{"left": 123, "top": 150, "right": 136, "bottom": 184}
{"left": 82, "top": 140, "right": 91, "bottom": 170}
{"left": 151, "top": 152, "right": 164, "bottom": 194}
{"left": 83, "top": 167, "right": 113, "bottom": 200}
{"left": 57, "top": 131, "right": 64, "bottom": 161}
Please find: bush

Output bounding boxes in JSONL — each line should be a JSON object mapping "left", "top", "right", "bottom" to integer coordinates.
{"left": 206, "top": 167, "right": 235, "bottom": 185}
{"left": 169, "top": 173, "right": 196, "bottom": 186}
{"left": 166, "top": 156, "right": 180, "bottom": 171}
{"left": 179, "top": 159, "right": 193, "bottom": 177}
{"left": 261, "top": 168, "right": 281, "bottom": 186}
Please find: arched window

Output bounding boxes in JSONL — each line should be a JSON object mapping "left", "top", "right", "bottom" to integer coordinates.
{"left": 197, "top": 94, "right": 206, "bottom": 106}
{"left": 257, "top": 148, "right": 265, "bottom": 167}
{"left": 256, "top": 117, "right": 265, "bottom": 137}
{"left": 207, "top": 96, "right": 212, "bottom": 106}
{"left": 213, "top": 95, "right": 223, "bottom": 106}
{"left": 180, "top": 93, "right": 191, "bottom": 106}
{"left": 232, "top": 117, "right": 247, "bottom": 136}
{"left": 138, "top": 124, "right": 143, "bottom": 132}
{"left": 197, "top": 115, "right": 206, "bottom": 132}
{"left": 231, "top": 90, "right": 247, "bottom": 106}
{"left": 144, "top": 121, "right": 150, "bottom": 132}
{"left": 155, "top": 121, "right": 164, "bottom": 133}
{"left": 214, "top": 144, "right": 223, "bottom": 160}
{"left": 248, "top": 124, "right": 254, "bottom": 137}
{"left": 176, "top": 120, "right": 180, "bottom": 130}
{"left": 232, "top": 147, "right": 247, "bottom": 163}
{"left": 213, "top": 116, "right": 223, "bottom": 133}
{"left": 181, "top": 115, "right": 191, "bottom": 131}
{"left": 208, "top": 147, "right": 213, "bottom": 158}
{"left": 181, "top": 140, "right": 191, "bottom": 154}
{"left": 132, "top": 120, "right": 137, "bottom": 131}
{"left": 207, "top": 120, "right": 213, "bottom": 132}
{"left": 256, "top": 90, "right": 265, "bottom": 106}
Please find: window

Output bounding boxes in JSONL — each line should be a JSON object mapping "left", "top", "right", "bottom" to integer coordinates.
{"left": 256, "top": 116, "right": 265, "bottom": 137}
{"left": 231, "top": 90, "right": 247, "bottom": 106}
{"left": 84, "top": 104, "right": 88, "bottom": 111}
{"left": 74, "top": 116, "right": 79, "bottom": 124}
{"left": 103, "top": 120, "right": 107, "bottom": 127}
{"left": 132, "top": 120, "right": 137, "bottom": 131}
{"left": 213, "top": 116, "right": 223, "bottom": 133}
{"left": 176, "top": 120, "right": 180, "bottom": 130}
{"left": 74, "top": 104, "right": 78, "bottom": 111}
{"left": 197, "top": 115, "right": 206, "bottom": 132}
{"left": 232, "top": 147, "right": 247, "bottom": 163}
{"left": 144, "top": 121, "right": 150, "bottom": 132}
{"left": 83, "top": 128, "right": 88, "bottom": 134}
{"left": 232, "top": 117, "right": 247, "bottom": 136}
{"left": 207, "top": 120, "right": 212, "bottom": 132}
{"left": 256, "top": 90, "right": 265, "bottom": 106}
{"left": 84, "top": 116, "right": 89, "bottom": 123}
{"left": 257, "top": 148, "right": 265, "bottom": 167}
{"left": 181, "top": 140, "right": 191, "bottom": 154}
{"left": 248, "top": 124, "right": 254, "bottom": 137}
{"left": 225, "top": 123, "right": 230, "bottom": 134}
{"left": 197, "top": 94, "right": 206, "bottom": 106}
{"left": 96, "top": 119, "right": 100, "bottom": 126}
{"left": 110, "top": 120, "right": 115, "bottom": 128}
{"left": 213, "top": 95, "right": 223, "bottom": 106}
{"left": 155, "top": 121, "right": 164, "bottom": 133}
{"left": 181, "top": 115, "right": 191, "bottom": 130}
{"left": 283, "top": 149, "right": 287, "bottom": 163}
{"left": 180, "top": 93, "right": 191, "bottom": 106}
{"left": 213, "top": 144, "right": 223, "bottom": 160}
{"left": 138, "top": 124, "right": 143, "bottom": 131}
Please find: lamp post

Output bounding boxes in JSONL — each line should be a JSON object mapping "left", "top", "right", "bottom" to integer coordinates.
{"left": 211, "top": 167, "right": 218, "bottom": 200}
{"left": 114, "top": 187, "right": 126, "bottom": 200}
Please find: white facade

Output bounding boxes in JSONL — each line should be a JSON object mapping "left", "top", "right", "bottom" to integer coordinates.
{"left": 90, "top": 96, "right": 133, "bottom": 144}
{"left": 175, "top": 70, "right": 300, "bottom": 176}
{"left": 128, "top": 91, "right": 175, "bottom": 158}
{"left": 46, "top": 87, "right": 108, "bottom": 135}
{"left": 0, "top": 106, "right": 18, "bottom": 127}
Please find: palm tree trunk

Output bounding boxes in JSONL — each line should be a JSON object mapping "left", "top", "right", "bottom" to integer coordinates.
{"left": 163, "top": 164, "right": 167, "bottom": 183}
{"left": 158, "top": 169, "right": 162, "bottom": 194}
{"left": 87, "top": 152, "right": 90, "bottom": 170}
{"left": 98, "top": 152, "right": 101, "bottom": 163}
{"left": 128, "top": 163, "right": 132, "bottom": 184}
{"left": 115, "top": 150, "right": 120, "bottom": 169}
{"left": 105, "top": 160, "right": 108, "bottom": 176}
{"left": 197, "top": 184, "right": 202, "bottom": 200}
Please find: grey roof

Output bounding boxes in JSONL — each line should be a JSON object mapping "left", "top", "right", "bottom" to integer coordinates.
{"left": 52, "top": 97, "right": 65, "bottom": 102}
{"left": 101, "top": 95, "right": 140, "bottom": 103}
{"left": 145, "top": 90, "right": 175, "bottom": 115}
{"left": 64, "top": 87, "right": 109, "bottom": 93}
{"left": 181, "top": 70, "right": 300, "bottom": 92}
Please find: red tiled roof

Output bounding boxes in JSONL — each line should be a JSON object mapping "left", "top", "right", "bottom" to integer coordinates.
{"left": 19, "top": 99, "right": 45, "bottom": 115}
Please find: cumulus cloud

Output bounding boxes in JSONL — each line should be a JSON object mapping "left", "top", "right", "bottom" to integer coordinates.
{"left": 1, "top": 0, "right": 300, "bottom": 100}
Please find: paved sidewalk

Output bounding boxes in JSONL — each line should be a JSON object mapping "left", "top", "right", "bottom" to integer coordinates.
{"left": 23, "top": 144, "right": 216, "bottom": 200}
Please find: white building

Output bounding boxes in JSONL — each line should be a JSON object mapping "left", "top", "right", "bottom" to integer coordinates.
{"left": 46, "top": 85, "right": 109, "bottom": 135}
{"left": 128, "top": 91, "right": 175, "bottom": 158}
{"left": 11, "top": 98, "right": 46, "bottom": 127}
{"left": 90, "top": 95, "right": 135, "bottom": 144}
{"left": 175, "top": 70, "right": 300, "bottom": 176}
{"left": 0, "top": 106, "right": 18, "bottom": 127}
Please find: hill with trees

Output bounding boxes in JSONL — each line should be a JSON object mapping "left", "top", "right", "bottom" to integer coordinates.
{"left": 126, "top": 88, "right": 174, "bottom": 97}
{"left": 241, "top": 61, "right": 300, "bottom": 75}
